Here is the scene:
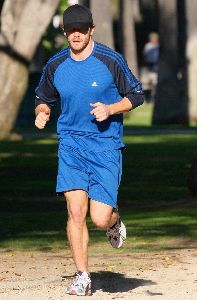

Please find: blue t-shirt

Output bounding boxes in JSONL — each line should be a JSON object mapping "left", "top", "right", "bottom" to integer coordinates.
{"left": 35, "top": 41, "right": 144, "bottom": 150}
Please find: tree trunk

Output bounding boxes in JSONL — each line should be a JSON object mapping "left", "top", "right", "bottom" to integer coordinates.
{"left": 152, "top": 0, "right": 188, "bottom": 125}
{"left": 78, "top": 0, "right": 89, "bottom": 6}
{"left": 120, "top": 0, "right": 139, "bottom": 76}
{"left": 0, "top": 0, "right": 60, "bottom": 140}
{"left": 187, "top": 153, "right": 197, "bottom": 196}
{"left": 90, "top": 0, "right": 114, "bottom": 48}
{"left": 0, "top": 54, "right": 28, "bottom": 140}
{"left": 186, "top": 0, "right": 197, "bottom": 123}
{"left": 186, "top": 2, "right": 197, "bottom": 194}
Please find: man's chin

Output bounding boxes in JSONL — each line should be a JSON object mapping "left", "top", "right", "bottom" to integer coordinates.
{"left": 70, "top": 44, "right": 86, "bottom": 53}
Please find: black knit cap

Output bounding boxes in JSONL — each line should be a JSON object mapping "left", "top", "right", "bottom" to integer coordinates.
{"left": 63, "top": 4, "right": 93, "bottom": 31}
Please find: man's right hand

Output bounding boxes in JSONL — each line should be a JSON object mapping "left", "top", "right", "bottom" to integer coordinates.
{"left": 35, "top": 104, "right": 51, "bottom": 129}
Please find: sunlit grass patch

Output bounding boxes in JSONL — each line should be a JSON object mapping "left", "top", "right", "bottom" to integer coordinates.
{"left": 0, "top": 133, "right": 197, "bottom": 252}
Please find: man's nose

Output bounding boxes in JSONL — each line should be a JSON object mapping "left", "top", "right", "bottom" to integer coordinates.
{"left": 73, "top": 30, "right": 80, "bottom": 37}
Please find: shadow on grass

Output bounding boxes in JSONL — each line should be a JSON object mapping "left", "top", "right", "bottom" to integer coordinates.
{"left": 0, "top": 135, "right": 197, "bottom": 250}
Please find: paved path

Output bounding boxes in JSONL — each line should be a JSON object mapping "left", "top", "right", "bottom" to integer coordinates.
{"left": 0, "top": 248, "right": 196, "bottom": 300}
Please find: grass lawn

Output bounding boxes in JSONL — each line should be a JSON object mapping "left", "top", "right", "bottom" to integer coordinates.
{"left": 124, "top": 102, "right": 153, "bottom": 127}
{"left": 0, "top": 129, "right": 196, "bottom": 253}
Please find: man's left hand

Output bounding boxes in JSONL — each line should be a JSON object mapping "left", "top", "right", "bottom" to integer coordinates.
{"left": 90, "top": 102, "right": 112, "bottom": 122}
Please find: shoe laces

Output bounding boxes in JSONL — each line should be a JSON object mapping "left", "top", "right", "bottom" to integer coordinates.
{"left": 72, "top": 272, "right": 90, "bottom": 288}
{"left": 110, "top": 217, "right": 120, "bottom": 231}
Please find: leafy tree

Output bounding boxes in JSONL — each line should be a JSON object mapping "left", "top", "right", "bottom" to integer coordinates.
{"left": 41, "top": 0, "right": 71, "bottom": 61}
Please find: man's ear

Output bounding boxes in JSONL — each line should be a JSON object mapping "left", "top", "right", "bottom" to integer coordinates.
{"left": 90, "top": 25, "right": 95, "bottom": 36}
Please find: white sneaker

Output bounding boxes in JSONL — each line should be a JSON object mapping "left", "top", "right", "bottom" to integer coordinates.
{"left": 106, "top": 214, "right": 126, "bottom": 248}
{"left": 65, "top": 271, "right": 92, "bottom": 296}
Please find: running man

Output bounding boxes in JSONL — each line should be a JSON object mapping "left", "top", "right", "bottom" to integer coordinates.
{"left": 35, "top": 4, "right": 144, "bottom": 296}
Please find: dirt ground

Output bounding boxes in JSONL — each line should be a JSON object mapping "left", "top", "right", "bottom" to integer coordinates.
{"left": 0, "top": 247, "right": 196, "bottom": 300}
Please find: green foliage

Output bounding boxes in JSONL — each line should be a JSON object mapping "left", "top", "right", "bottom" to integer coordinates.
{"left": 42, "top": 0, "right": 68, "bottom": 62}
{"left": 58, "top": 0, "right": 69, "bottom": 14}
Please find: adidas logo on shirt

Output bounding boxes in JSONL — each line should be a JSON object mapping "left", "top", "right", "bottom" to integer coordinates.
{"left": 91, "top": 81, "right": 98, "bottom": 87}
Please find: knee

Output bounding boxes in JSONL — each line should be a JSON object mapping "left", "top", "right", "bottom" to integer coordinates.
{"left": 91, "top": 215, "right": 110, "bottom": 229}
{"left": 68, "top": 204, "right": 87, "bottom": 224}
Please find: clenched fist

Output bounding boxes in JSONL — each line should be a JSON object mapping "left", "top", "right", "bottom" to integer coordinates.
{"left": 35, "top": 104, "right": 50, "bottom": 129}
{"left": 90, "top": 102, "right": 112, "bottom": 122}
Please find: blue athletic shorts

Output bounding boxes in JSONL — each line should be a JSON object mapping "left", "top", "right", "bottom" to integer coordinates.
{"left": 56, "top": 138, "right": 122, "bottom": 208}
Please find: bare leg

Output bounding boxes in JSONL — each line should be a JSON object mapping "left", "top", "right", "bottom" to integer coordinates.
{"left": 90, "top": 200, "right": 117, "bottom": 229}
{"left": 90, "top": 200, "right": 126, "bottom": 249}
{"left": 65, "top": 190, "right": 89, "bottom": 272}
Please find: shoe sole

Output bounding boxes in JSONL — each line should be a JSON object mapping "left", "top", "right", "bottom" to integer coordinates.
{"left": 66, "top": 283, "right": 92, "bottom": 296}
{"left": 67, "top": 290, "right": 92, "bottom": 296}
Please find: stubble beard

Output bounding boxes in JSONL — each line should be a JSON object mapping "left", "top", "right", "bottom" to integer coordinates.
{"left": 69, "top": 35, "right": 91, "bottom": 55}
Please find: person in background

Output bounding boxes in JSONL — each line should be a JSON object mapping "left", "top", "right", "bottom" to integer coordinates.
{"left": 142, "top": 32, "right": 159, "bottom": 102}
{"left": 34, "top": 4, "right": 144, "bottom": 296}
{"left": 143, "top": 32, "right": 159, "bottom": 72}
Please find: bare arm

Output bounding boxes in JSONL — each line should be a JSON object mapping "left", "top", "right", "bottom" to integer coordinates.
{"left": 108, "top": 97, "right": 132, "bottom": 114}
{"left": 90, "top": 97, "right": 132, "bottom": 122}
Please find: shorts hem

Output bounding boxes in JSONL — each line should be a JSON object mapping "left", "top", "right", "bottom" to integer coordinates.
{"left": 89, "top": 196, "right": 117, "bottom": 208}
{"left": 56, "top": 186, "right": 88, "bottom": 194}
